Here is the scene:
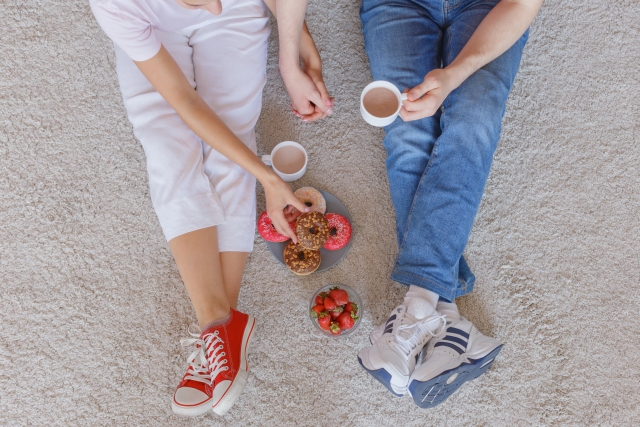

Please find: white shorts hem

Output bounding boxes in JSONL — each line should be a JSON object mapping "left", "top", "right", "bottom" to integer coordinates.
{"left": 159, "top": 193, "right": 226, "bottom": 242}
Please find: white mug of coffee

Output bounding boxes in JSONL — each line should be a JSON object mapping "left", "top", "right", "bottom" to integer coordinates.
{"left": 360, "top": 81, "right": 408, "bottom": 127}
{"left": 261, "top": 141, "right": 308, "bottom": 182}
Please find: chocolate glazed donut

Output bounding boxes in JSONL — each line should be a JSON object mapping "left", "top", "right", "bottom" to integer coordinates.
{"left": 283, "top": 241, "right": 321, "bottom": 275}
{"left": 295, "top": 211, "right": 329, "bottom": 250}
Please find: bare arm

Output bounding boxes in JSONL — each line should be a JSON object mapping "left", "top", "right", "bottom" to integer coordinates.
{"left": 402, "top": 0, "right": 543, "bottom": 120}
{"left": 134, "top": 46, "right": 308, "bottom": 240}
{"left": 263, "top": 0, "right": 333, "bottom": 120}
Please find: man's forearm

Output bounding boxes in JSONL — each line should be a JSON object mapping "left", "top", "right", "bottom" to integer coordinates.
{"left": 447, "top": 0, "right": 543, "bottom": 88}
{"left": 262, "top": 0, "right": 319, "bottom": 67}
{"left": 274, "top": 0, "right": 308, "bottom": 72}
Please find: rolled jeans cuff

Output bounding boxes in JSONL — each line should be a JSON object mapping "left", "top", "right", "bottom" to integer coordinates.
{"left": 389, "top": 270, "right": 475, "bottom": 303}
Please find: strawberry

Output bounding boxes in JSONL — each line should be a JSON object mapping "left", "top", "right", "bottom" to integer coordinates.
{"left": 329, "top": 306, "right": 343, "bottom": 320}
{"left": 344, "top": 302, "right": 358, "bottom": 315}
{"left": 329, "top": 322, "right": 342, "bottom": 335}
{"left": 328, "top": 288, "right": 349, "bottom": 306}
{"left": 337, "top": 311, "right": 357, "bottom": 330}
{"left": 311, "top": 305, "right": 325, "bottom": 317}
{"left": 323, "top": 296, "right": 337, "bottom": 311}
{"left": 317, "top": 313, "right": 331, "bottom": 330}
{"left": 315, "top": 292, "right": 327, "bottom": 306}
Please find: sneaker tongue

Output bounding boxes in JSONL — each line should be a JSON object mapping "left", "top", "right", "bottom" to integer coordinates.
{"left": 406, "top": 297, "right": 436, "bottom": 320}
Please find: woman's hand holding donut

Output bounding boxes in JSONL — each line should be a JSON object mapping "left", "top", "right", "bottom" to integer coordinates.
{"left": 263, "top": 175, "right": 309, "bottom": 243}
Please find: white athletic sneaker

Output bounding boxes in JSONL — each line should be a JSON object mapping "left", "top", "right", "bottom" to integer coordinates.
{"left": 369, "top": 322, "right": 385, "bottom": 344}
{"left": 408, "top": 317, "right": 503, "bottom": 408}
{"left": 358, "top": 298, "right": 446, "bottom": 396}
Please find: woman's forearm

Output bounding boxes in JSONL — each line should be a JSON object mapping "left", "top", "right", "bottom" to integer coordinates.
{"left": 446, "top": 0, "right": 543, "bottom": 87}
{"left": 299, "top": 22, "right": 321, "bottom": 69}
{"left": 135, "top": 46, "right": 276, "bottom": 186}
{"left": 181, "top": 96, "right": 276, "bottom": 185}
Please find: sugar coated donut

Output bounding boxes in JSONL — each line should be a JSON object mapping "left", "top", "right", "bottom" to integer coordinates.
{"left": 257, "top": 211, "right": 296, "bottom": 242}
{"left": 323, "top": 213, "right": 352, "bottom": 250}
{"left": 295, "top": 211, "right": 329, "bottom": 250}
{"left": 283, "top": 241, "right": 321, "bottom": 275}
{"left": 294, "top": 187, "right": 326, "bottom": 214}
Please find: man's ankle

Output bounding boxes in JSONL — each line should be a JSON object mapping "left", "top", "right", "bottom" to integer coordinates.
{"left": 404, "top": 285, "right": 440, "bottom": 309}
{"left": 436, "top": 300, "right": 460, "bottom": 321}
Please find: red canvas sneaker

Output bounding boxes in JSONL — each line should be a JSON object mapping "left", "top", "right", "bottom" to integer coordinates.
{"left": 172, "top": 309, "right": 256, "bottom": 417}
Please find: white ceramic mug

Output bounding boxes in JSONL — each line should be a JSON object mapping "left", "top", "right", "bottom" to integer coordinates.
{"left": 360, "top": 80, "right": 408, "bottom": 127}
{"left": 261, "top": 141, "right": 308, "bottom": 182}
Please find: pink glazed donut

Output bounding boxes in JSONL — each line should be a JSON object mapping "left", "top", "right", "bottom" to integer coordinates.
{"left": 323, "top": 213, "right": 352, "bottom": 250}
{"left": 257, "top": 211, "right": 296, "bottom": 242}
{"left": 294, "top": 187, "right": 326, "bottom": 214}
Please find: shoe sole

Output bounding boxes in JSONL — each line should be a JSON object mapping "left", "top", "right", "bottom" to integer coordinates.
{"left": 212, "top": 316, "right": 256, "bottom": 416}
{"left": 357, "top": 356, "right": 405, "bottom": 397}
{"left": 172, "top": 397, "right": 213, "bottom": 417}
{"left": 408, "top": 344, "right": 503, "bottom": 409}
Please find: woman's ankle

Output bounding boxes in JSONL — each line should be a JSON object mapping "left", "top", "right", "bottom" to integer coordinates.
{"left": 197, "top": 305, "right": 232, "bottom": 329}
{"left": 200, "top": 312, "right": 232, "bottom": 331}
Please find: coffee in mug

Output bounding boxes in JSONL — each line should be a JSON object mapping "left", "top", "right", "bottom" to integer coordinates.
{"left": 262, "top": 141, "right": 308, "bottom": 182}
{"left": 363, "top": 87, "right": 400, "bottom": 118}
{"left": 360, "top": 81, "right": 408, "bottom": 127}
{"left": 272, "top": 145, "right": 306, "bottom": 175}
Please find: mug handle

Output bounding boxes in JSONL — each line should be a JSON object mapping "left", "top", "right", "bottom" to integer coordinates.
{"left": 401, "top": 93, "right": 409, "bottom": 103}
{"left": 261, "top": 154, "right": 272, "bottom": 166}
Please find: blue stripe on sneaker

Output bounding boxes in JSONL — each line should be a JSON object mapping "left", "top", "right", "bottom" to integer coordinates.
{"left": 384, "top": 326, "right": 393, "bottom": 334}
{"left": 434, "top": 341, "right": 465, "bottom": 354}
{"left": 441, "top": 335, "right": 467, "bottom": 348}
{"left": 447, "top": 327, "right": 469, "bottom": 339}
{"left": 386, "top": 314, "right": 396, "bottom": 325}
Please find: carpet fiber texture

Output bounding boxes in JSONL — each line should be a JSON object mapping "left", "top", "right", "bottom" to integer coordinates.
{"left": 1, "top": 0, "right": 639, "bottom": 426}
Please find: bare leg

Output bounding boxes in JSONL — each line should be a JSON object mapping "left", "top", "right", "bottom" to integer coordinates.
{"left": 219, "top": 252, "right": 249, "bottom": 310}
{"left": 169, "top": 226, "right": 230, "bottom": 328}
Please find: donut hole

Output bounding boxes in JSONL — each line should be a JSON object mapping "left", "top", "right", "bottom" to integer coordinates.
{"left": 298, "top": 252, "right": 305, "bottom": 261}
{"left": 330, "top": 227, "right": 338, "bottom": 236}
{"left": 309, "top": 227, "right": 316, "bottom": 235}
{"left": 305, "top": 202, "right": 313, "bottom": 207}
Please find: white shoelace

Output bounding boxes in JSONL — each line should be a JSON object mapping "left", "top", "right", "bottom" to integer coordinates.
{"left": 394, "top": 313, "right": 447, "bottom": 358}
{"left": 181, "top": 325, "right": 229, "bottom": 384}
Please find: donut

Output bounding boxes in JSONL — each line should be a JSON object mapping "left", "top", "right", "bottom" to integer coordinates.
{"left": 257, "top": 211, "right": 296, "bottom": 242}
{"left": 295, "top": 211, "right": 329, "bottom": 250}
{"left": 294, "top": 187, "right": 326, "bottom": 214}
{"left": 283, "top": 241, "right": 321, "bottom": 275}
{"left": 323, "top": 213, "right": 352, "bottom": 251}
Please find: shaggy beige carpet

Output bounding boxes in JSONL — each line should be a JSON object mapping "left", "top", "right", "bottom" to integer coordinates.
{"left": 1, "top": 0, "right": 639, "bottom": 425}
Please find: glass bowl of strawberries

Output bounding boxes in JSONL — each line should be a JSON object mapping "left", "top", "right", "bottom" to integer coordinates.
{"left": 309, "top": 284, "right": 362, "bottom": 337}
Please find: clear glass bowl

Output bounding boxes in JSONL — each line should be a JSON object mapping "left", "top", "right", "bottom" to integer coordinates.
{"left": 309, "top": 284, "right": 363, "bottom": 338}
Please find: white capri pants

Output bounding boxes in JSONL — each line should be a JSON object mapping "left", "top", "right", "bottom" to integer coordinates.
{"left": 114, "top": 0, "right": 270, "bottom": 251}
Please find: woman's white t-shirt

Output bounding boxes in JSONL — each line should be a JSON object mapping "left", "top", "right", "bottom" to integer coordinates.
{"left": 90, "top": 0, "right": 236, "bottom": 62}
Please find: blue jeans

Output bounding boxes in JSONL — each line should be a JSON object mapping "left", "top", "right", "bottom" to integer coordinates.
{"left": 361, "top": 0, "right": 528, "bottom": 302}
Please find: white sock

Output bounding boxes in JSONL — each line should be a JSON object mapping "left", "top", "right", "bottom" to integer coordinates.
{"left": 436, "top": 300, "right": 460, "bottom": 321}
{"left": 403, "top": 285, "right": 440, "bottom": 310}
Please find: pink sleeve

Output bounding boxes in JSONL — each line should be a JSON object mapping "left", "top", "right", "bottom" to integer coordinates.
{"left": 90, "top": 0, "right": 162, "bottom": 62}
